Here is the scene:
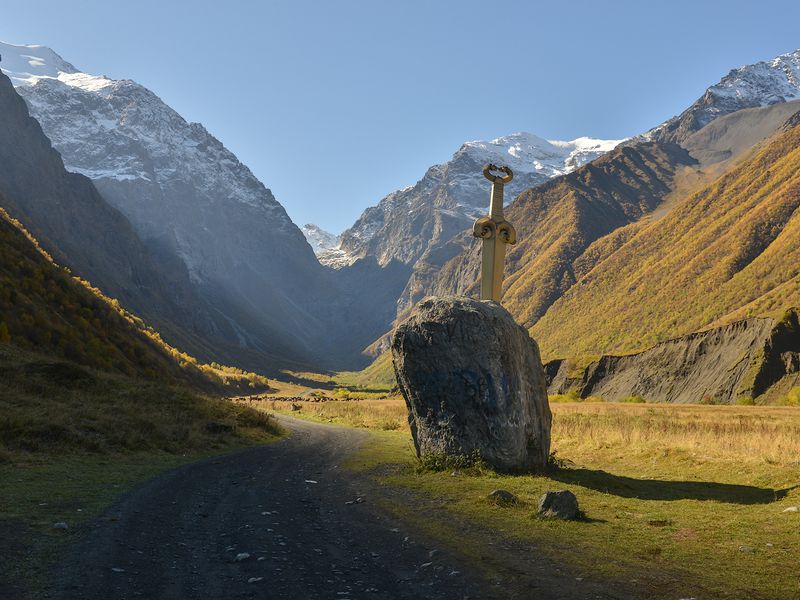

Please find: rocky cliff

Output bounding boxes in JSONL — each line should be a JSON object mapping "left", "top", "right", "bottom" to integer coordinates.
{"left": 546, "top": 311, "right": 800, "bottom": 404}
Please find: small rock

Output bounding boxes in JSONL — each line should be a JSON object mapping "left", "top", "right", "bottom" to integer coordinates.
{"left": 420, "top": 562, "right": 433, "bottom": 568}
{"left": 647, "top": 519, "right": 672, "bottom": 527}
{"left": 537, "top": 490, "right": 580, "bottom": 520}
{"left": 782, "top": 506, "right": 799, "bottom": 513}
{"left": 205, "top": 421, "right": 233, "bottom": 434}
{"left": 248, "top": 577, "right": 263, "bottom": 584}
{"left": 428, "top": 549, "right": 440, "bottom": 558}
{"left": 53, "top": 522, "right": 69, "bottom": 530}
{"left": 738, "top": 546, "right": 754, "bottom": 553}
{"left": 111, "top": 567, "right": 125, "bottom": 573}
{"left": 235, "top": 552, "right": 251, "bottom": 562}
{"left": 488, "top": 489, "right": 518, "bottom": 506}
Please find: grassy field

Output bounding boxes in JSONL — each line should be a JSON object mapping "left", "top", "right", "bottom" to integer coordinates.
{"left": 0, "top": 344, "right": 283, "bottom": 598}
{"left": 258, "top": 396, "right": 800, "bottom": 599}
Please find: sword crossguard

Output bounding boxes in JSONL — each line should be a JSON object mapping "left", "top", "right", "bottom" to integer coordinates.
{"left": 473, "top": 217, "right": 517, "bottom": 245}
{"left": 483, "top": 163, "right": 513, "bottom": 184}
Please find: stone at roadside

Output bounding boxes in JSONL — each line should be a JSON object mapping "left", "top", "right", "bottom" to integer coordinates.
{"left": 488, "top": 489, "right": 518, "bottom": 506}
{"left": 538, "top": 490, "right": 580, "bottom": 520}
{"left": 392, "top": 296, "right": 551, "bottom": 472}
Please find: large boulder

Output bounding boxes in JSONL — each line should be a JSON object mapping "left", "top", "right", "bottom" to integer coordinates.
{"left": 391, "top": 296, "right": 552, "bottom": 472}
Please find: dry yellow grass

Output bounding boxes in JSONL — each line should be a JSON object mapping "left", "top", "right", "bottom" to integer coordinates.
{"left": 256, "top": 398, "right": 407, "bottom": 431}
{"left": 259, "top": 397, "right": 800, "bottom": 469}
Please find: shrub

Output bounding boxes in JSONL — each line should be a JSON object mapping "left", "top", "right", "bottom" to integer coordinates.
{"left": 417, "top": 449, "right": 486, "bottom": 474}
{"left": 621, "top": 395, "right": 646, "bottom": 403}
{"left": 780, "top": 387, "right": 800, "bottom": 406}
{"left": 735, "top": 396, "right": 755, "bottom": 406}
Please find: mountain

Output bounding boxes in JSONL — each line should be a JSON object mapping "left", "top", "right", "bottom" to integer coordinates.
{"left": 644, "top": 49, "right": 800, "bottom": 144}
{"left": 333, "top": 133, "right": 621, "bottom": 268}
{"left": 429, "top": 141, "right": 696, "bottom": 328}
{"left": 530, "top": 116, "right": 800, "bottom": 364}
{"left": 325, "top": 132, "right": 621, "bottom": 337}
{"left": 0, "top": 67, "right": 208, "bottom": 352}
{"left": 0, "top": 41, "right": 387, "bottom": 370}
{"left": 301, "top": 224, "right": 340, "bottom": 255}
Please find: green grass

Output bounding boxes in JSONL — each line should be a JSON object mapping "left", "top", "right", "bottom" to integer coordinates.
{"left": 262, "top": 398, "right": 800, "bottom": 599}
{"left": 334, "top": 352, "right": 396, "bottom": 391}
{"left": 0, "top": 344, "right": 284, "bottom": 598}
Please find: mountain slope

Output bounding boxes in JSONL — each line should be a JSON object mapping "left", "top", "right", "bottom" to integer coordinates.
{"left": 0, "top": 203, "right": 268, "bottom": 391}
{"left": 0, "top": 69, "right": 203, "bottom": 348}
{"left": 532, "top": 117, "right": 800, "bottom": 363}
{"left": 0, "top": 41, "right": 386, "bottom": 370}
{"left": 546, "top": 311, "right": 800, "bottom": 404}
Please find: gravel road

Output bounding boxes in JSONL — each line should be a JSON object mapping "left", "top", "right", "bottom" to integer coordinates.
{"left": 49, "top": 415, "right": 635, "bottom": 599}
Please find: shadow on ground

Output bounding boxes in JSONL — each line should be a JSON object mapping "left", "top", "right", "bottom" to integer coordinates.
{"left": 550, "top": 468, "right": 798, "bottom": 505}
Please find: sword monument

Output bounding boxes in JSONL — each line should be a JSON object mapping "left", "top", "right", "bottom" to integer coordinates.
{"left": 472, "top": 163, "right": 517, "bottom": 302}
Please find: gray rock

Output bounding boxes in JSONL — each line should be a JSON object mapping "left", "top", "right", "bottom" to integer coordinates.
{"left": 392, "top": 296, "right": 551, "bottom": 472}
{"left": 52, "top": 522, "right": 69, "bottom": 530}
{"left": 488, "top": 489, "right": 518, "bottom": 506}
{"left": 234, "top": 552, "right": 251, "bottom": 562}
{"left": 538, "top": 490, "right": 580, "bottom": 520}
{"left": 782, "top": 506, "right": 799, "bottom": 513}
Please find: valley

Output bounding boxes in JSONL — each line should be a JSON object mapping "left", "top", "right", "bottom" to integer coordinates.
{"left": 2, "top": 23, "right": 800, "bottom": 600}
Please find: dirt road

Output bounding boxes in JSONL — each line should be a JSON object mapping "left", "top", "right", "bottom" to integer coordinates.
{"left": 49, "top": 416, "right": 632, "bottom": 599}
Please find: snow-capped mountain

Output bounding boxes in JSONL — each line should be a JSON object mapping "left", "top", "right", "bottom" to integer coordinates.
{"left": 332, "top": 132, "right": 622, "bottom": 268}
{"left": 301, "top": 224, "right": 340, "bottom": 255}
{"left": 1, "top": 42, "right": 308, "bottom": 280}
{"left": 645, "top": 48, "right": 800, "bottom": 143}
{"left": 0, "top": 41, "right": 381, "bottom": 369}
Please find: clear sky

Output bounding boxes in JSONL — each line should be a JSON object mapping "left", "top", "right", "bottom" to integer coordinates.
{"left": 2, "top": 0, "right": 800, "bottom": 233}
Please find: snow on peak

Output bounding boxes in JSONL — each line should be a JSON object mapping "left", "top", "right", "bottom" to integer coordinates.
{"left": 337, "top": 130, "right": 623, "bottom": 267}
{"left": 709, "top": 49, "right": 800, "bottom": 109}
{"left": 0, "top": 41, "right": 80, "bottom": 86}
{"left": 301, "top": 224, "right": 340, "bottom": 255}
{"left": 461, "top": 132, "right": 623, "bottom": 177}
{"left": 642, "top": 48, "right": 800, "bottom": 141}
{"left": 2, "top": 40, "right": 305, "bottom": 283}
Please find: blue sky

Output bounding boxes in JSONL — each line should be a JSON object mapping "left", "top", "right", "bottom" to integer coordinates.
{"left": 2, "top": 0, "right": 800, "bottom": 233}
